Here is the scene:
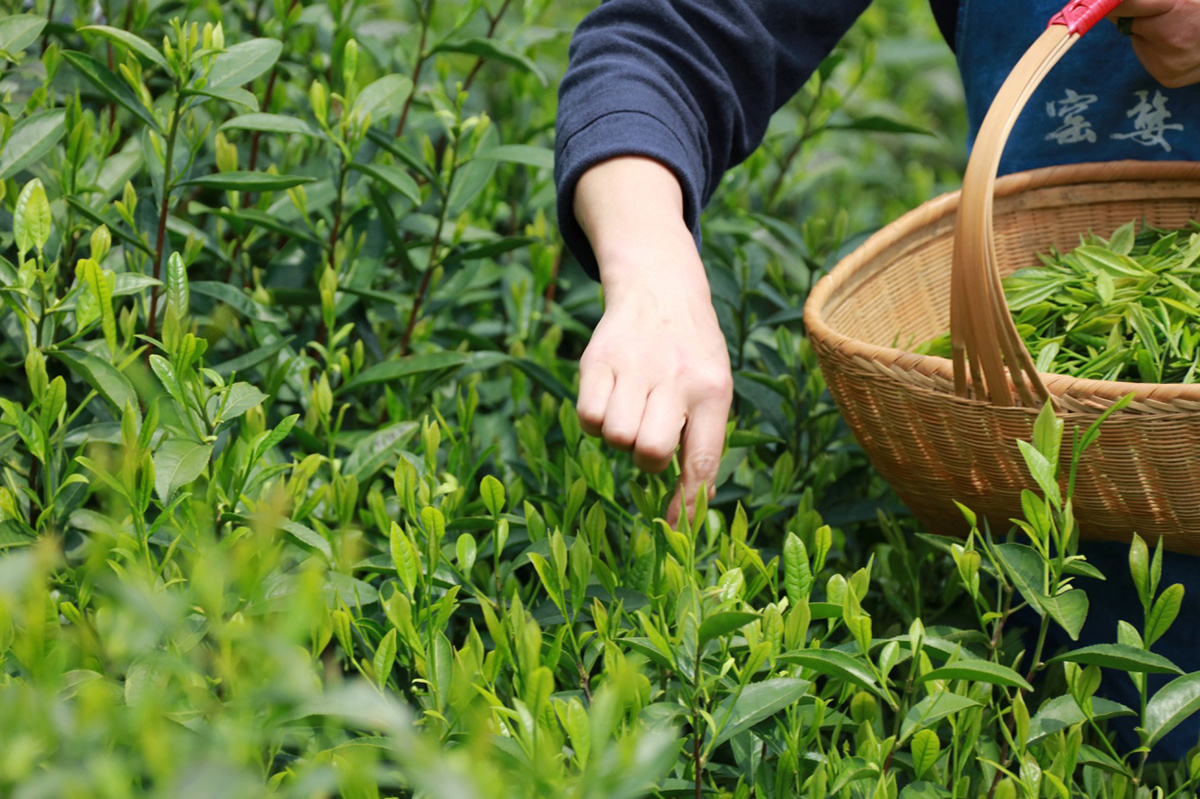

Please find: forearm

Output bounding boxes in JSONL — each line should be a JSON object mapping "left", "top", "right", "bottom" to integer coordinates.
{"left": 573, "top": 156, "right": 710, "bottom": 298}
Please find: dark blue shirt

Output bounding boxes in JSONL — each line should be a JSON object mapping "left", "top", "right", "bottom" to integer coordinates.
{"left": 554, "top": 0, "right": 959, "bottom": 277}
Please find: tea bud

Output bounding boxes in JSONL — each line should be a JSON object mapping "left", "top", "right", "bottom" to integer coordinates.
{"left": 310, "top": 80, "right": 328, "bottom": 124}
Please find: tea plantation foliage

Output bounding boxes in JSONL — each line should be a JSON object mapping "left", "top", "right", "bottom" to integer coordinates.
{"left": 3, "top": 0, "right": 1200, "bottom": 797}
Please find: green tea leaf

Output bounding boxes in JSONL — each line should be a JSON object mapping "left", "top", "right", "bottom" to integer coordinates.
{"left": 473, "top": 144, "right": 554, "bottom": 170}
{"left": 780, "top": 649, "right": 887, "bottom": 701}
{"left": 52, "top": 349, "right": 137, "bottom": 411}
{"left": 373, "top": 628, "right": 397, "bottom": 688}
{"left": 206, "top": 38, "right": 282, "bottom": 88}
{"left": 1025, "top": 696, "right": 1134, "bottom": 747}
{"left": 1143, "top": 672, "right": 1200, "bottom": 747}
{"left": 705, "top": 677, "right": 809, "bottom": 750}
{"left": 0, "top": 14, "right": 45, "bottom": 55}
{"left": 1048, "top": 643, "right": 1182, "bottom": 674}
{"left": 153, "top": 438, "right": 213, "bottom": 504}
{"left": 177, "top": 171, "right": 316, "bottom": 192}
{"left": 14, "top": 178, "right": 51, "bottom": 257}
{"left": 480, "top": 474, "right": 505, "bottom": 516}
{"left": 351, "top": 74, "right": 413, "bottom": 122}
{"left": 1145, "top": 583, "right": 1184, "bottom": 647}
{"left": 910, "top": 728, "right": 941, "bottom": 780}
{"left": 348, "top": 162, "right": 422, "bottom": 207}
{"left": 0, "top": 109, "right": 66, "bottom": 181}
{"left": 338, "top": 352, "right": 468, "bottom": 394}
{"left": 899, "top": 693, "right": 981, "bottom": 742}
{"left": 61, "top": 51, "right": 162, "bottom": 133}
{"left": 697, "top": 611, "right": 759, "bottom": 651}
{"left": 80, "top": 25, "right": 166, "bottom": 68}
{"left": 430, "top": 37, "right": 545, "bottom": 85}
{"left": 278, "top": 517, "right": 332, "bottom": 560}
{"left": 219, "top": 113, "right": 322, "bottom": 138}
{"left": 915, "top": 658, "right": 1033, "bottom": 691}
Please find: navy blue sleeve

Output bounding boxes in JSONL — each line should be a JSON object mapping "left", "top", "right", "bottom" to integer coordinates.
{"left": 554, "top": 0, "right": 874, "bottom": 278}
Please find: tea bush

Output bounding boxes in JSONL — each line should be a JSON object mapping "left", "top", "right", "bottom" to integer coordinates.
{"left": 3, "top": 0, "right": 1200, "bottom": 797}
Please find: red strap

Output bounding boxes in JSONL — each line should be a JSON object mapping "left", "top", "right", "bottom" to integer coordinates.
{"left": 1048, "top": 0, "right": 1123, "bottom": 34}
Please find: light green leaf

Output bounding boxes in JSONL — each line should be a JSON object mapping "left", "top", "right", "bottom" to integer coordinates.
{"left": 210, "top": 382, "right": 267, "bottom": 425}
{"left": 13, "top": 178, "right": 50, "bottom": 259}
{"left": 219, "top": 112, "right": 321, "bottom": 137}
{"left": 153, "top": 438, "right": 213, "bottom": 504}
{"left": 0, "top": 14, "right": 46, "bottom": 56}
{"left": 80, "top": 25, "right": 166, "bottom": 68}
{"left": 373, "top": 629, "right": 397, "bottom": 688}
{"left": 342, "top": 422, "right": 419, "bottom": 483}
{"left": 1041, "top": 588, "right": 1088, "bottom": 641}
{"left": 182, "top": 86, "right": 259, "bottom": 110}
{"left": 900, "top": 693, "right": 982, "bottom": 742}
{"left": 916, "top": 658, "right": 1033, "bottom": 691}
{"left": 0, "top": 109, "right": 66, "bottom": 181}
{"left": 1143, "top": 672, "right": 1200, "bottom": 747}
{"left": 278, "top": 517, "right": 332, "bottom": 560}
{"left": 206, "top": 38, "right": 282, "bottom": 88}
{"left": 1048, "top": 643, "right": 1182, "bottom": 675}
{"left": 349, "top": 162, "right": 421, "bottom": 207}
{"left": 473, "top": 144, "right": 553, "bottom": 170}
{"left": 351, "top": 74, "right": 413, "bottom": 122}
{"left": 910, "top": 728, "right": 941, "bottom": 780}
{"left": 480, "top": 474, "right": 505, "bottom": 516}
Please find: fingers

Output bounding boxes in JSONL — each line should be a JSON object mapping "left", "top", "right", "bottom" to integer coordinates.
{"left": 631, "top": 387, "right": 684, "bottom": 473}
{"left": 575, "top": 359, "right": 613, "bottom": 437}
{"left": 667, "top": 395, "right": 732, "bottom": 527}
{"left": 1106, "top": 0, "right": 1175, "bottom": 20}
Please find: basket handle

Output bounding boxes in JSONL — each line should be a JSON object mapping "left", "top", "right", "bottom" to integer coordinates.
{"left": 950, "top": 0, "right": 1122, "bottom": 407}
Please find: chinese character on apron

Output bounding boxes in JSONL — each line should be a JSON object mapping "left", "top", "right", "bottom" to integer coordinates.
{"left": 956, "top": 0, "right": 1200, "bottom": 173}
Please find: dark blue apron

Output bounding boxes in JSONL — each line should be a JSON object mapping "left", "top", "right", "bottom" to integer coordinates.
{"left": 956, "top": 0, "right": 1200, "bottom": 760}
{"left": 958, "top": 0, "right": 1200, "bottom": 172}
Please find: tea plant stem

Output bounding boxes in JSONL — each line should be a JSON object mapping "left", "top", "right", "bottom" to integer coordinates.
{"left": 394, "top": 0, "right": 433, "bottom": 139}
{"left": 147, "top": 91, "right": 188, "bottom": 350}
{"left": 399, "top": 138, "right": 457, "bottom": 355}
{"left": 461, "top": 0, "right": 513, "bottom": 93}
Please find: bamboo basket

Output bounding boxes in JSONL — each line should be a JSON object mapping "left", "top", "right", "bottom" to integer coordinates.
{"left": 803, "top": 160, "right": 1200, "bottom": 553}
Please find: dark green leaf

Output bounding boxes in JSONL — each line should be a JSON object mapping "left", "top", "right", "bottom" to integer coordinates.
{"left": 338, "top": 352, "right": 468, "bottom": 394}
{"left": 705, "top": 678, "right": 809, "bottom": 750}
{"left": 779, "top": 649, "right": 886, "bottom": 701}
{"left": 177, "top": 171, "right": 316, "bottom": 192}
{"left": 0, "top": 109, "right": 66, "bottom": 180}
{"left": 349, "top": 162, "right": 421, "bottom": 206}
{"left": 61, "top": 51, "right": 162, "bottom": 133}
{"left": 697, "top": 611, "right": 759, "bottom": 650}
{"left": 52, "top": 349, "right": 137, "bottom": 411}
{"left": 473, "top": 144, "right": 553, "bottom": 170}
{"left": 430, "top": 37, "right": 545, "bottom": 85}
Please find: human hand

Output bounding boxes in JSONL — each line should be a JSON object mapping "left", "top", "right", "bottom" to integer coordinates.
{"left": 573, "top": 157, "right": 734, "bottom": 526}
{"left": 1108, "top": 0, "right": 1200, "bottom": 87}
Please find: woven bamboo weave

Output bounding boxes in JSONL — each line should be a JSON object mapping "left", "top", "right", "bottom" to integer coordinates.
{"left": 803, "top": 161, "right": 1200, "bottom": 553}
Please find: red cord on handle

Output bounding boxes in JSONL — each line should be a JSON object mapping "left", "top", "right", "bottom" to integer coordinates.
{"left": 1048, "top": 0, "right": 1124, "bottom": 34}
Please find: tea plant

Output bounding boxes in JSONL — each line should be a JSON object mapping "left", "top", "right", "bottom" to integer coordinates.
{"left": 4, "top": 0, "right": 1200, "bottom": 796}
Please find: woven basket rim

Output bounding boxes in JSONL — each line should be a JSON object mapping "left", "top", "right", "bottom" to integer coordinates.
{"left": 802, "top": 160, "right": 1200, "bottom": 414}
